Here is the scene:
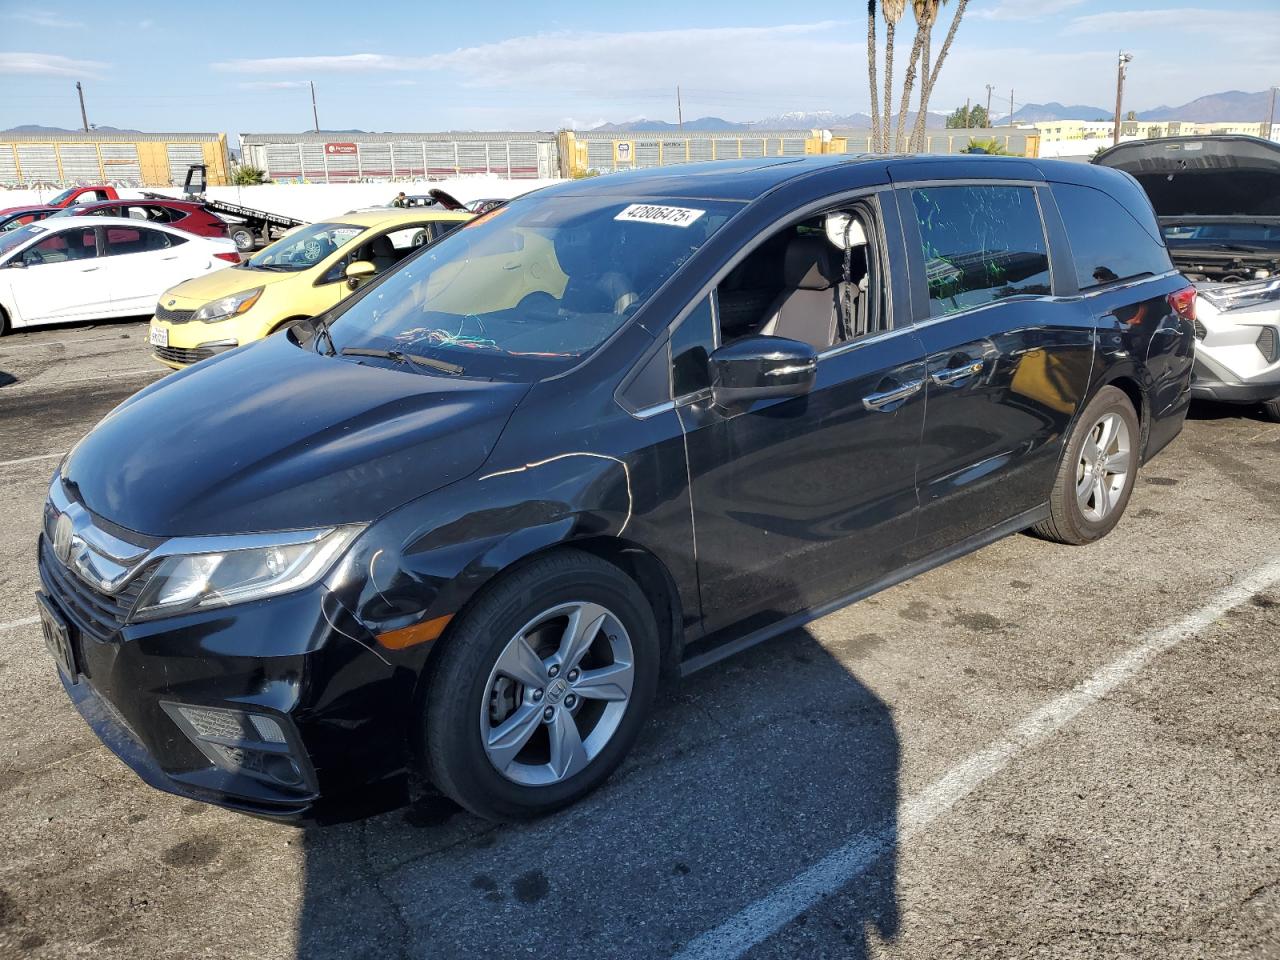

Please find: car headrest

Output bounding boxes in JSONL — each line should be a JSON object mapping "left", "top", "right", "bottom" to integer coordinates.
{"left": 784, "top": 235, "right": 839, "bottom": 290}
{"left": 370, "top": 235, "right": 396, "bottom": 257}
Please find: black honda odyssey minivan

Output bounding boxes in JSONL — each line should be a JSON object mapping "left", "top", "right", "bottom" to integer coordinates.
{"left": 38, "top": 155, "right": 1195, "bottom": 822}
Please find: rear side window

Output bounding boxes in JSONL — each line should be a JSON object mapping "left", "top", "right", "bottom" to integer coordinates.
{"left": 908, "top": 185, "right": 1051, "bottom": 317}
{"left": 1052, "top": 183, "right": 1173, "bottom": 290}
{"left": 104, "top": 226, "right": 186, "bottom": 255}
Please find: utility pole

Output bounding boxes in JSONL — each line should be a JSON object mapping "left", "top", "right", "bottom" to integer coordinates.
{"left": 986, "top": 84, "right": 994, "bottom": 128}
{"left": 1009, "top": 88, "right": 1014, "bottom": 127}
{"left": 310, "top": 80, "right": 320, "bottom": 133}
{"left": 676, "top": 85, "right": 683, "bottom": 133}
{"left": 1112, "top": 51, "right": 1133, "bottom": 146}
{"left": 1265, "top": 86, "right": 1278, "bottom": 142}
{"left": 75, "top": 81, "right": 89, "bottom": 133}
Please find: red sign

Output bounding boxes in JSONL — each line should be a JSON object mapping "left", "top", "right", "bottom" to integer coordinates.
{"left": 325, "top": 142, "right": 357, "bottom": 155}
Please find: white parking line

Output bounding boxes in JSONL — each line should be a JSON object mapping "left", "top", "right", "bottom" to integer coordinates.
{"left": 0, "top": 615, "right": 39, "bottom": 632}
{"left": 673, "top": 554, "right": 1280, "bottom": 960}
{"left": 0, "top": 451, "right": 64, "bottom": 468}
{"left": 1, "top": 368, "right": 162, "bottom": 392}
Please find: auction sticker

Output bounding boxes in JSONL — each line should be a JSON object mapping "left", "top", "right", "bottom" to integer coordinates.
{"left": 615, "top": 204, "right": 705, "bottom": 228}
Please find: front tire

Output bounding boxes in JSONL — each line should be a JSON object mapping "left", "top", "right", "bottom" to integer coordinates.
{"left": 422, "top": 550, "right": 660, "bottom": 822}
{"left": 1033, "top": 385, "right": 1140, "bottom": 545}
{"left": 1261, "top": 398, "right": 1280, "bottom": 423}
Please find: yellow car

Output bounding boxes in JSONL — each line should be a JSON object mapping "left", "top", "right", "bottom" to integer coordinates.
{"left": 148, "top": 208, "right": 472, "bottom": 368}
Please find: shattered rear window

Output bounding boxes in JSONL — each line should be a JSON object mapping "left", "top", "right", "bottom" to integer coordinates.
{"left": 910, "top": 186, "right": 1052, "bottom": 316}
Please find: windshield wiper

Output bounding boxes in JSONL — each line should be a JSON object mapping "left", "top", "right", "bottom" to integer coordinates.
{"left": 340, "top": 347, "right": 465, "bottom": 375}
{"left": 308, "top": 315, "right": 337, "bottom": 356}
{"left": 248, "top": 262, "right": 296, "bottom": 272}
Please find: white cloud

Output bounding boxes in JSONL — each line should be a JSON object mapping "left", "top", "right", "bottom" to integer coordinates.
{"left": 237, "top": 80, "right": 312, "bottom": 90}
{"left": 214, "top": 53, "right": 421, "bottom": 73}
{"left": 0, "top": 52, "right": 107, "bottom": 77}
{"left": 971, "top": 0, "right": 1086, "bottom": 21}
{"left": 5, "top": 10, "right": 84, "bottom": 29}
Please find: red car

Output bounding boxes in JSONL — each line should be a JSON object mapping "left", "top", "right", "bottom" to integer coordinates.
{"left": 0, "top": 207, "right": 57, "bottom": 232}
{"left": 49, "top": 199, "right": 231, "bottom": 242}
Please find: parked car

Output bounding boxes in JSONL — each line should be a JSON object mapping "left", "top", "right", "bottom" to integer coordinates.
{"left": 42, "top": 184, "right": 122, "bottom": 208}
{"left": 0, "top": 206, "right": 57, "bottom": 232}
{"left": 50, "top": 198, "right": 232, "bottom": 243}
{"left": 147, "top": 208, "right": 471, "bottom": 367}
{"left": 1095, "top": 135, "right": 1280, "bottom": 421}
{"left": 38, "top": 155, "right": 1193, "bottom": 823}
{"left": 0, "top": 217, "right": 238, "bottom": 334}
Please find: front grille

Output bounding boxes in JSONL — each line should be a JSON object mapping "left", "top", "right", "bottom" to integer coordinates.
{"left": 153, "top": 344, "right": 216, "bottom": 365}
{"left": 154, "top": 304, "right": 195, "bottom": 324}
{"left": 1257, "top": 326, "right": 1279, "bottom": 364}
{"left": 38, "top": 539, "right": 144, "bottom": 644}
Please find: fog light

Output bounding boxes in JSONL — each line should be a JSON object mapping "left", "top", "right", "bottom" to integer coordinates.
{"left": 161, "top": 702, "right": 314, "bottom": 793}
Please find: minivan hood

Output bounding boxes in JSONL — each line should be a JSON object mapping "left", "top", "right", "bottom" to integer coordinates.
{"left": 1093, "top": 136, "right": 1280, "bottom": 222}
{"left": 61, "top": 335, "right": 528, "bottom": 537}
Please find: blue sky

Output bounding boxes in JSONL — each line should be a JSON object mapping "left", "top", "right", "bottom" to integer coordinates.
{"left": 2, "top": 0, "right": 1277, "bottom": 133}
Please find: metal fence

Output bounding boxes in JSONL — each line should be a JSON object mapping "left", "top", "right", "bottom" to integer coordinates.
{"left": 239, "top": 133, "right": 559, "bottom": 182}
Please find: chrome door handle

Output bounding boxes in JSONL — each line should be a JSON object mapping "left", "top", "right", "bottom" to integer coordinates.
{"left": 930, "top": 360, "right": 984, "bottom": 386}
{"left": 79, "top": 265, "right": 99, "bottom": 272}
{"left": 161, "top": 255, "right": 179, "bottom": 261}
{"left": 863, "top": 378, "right": 924, "bottom": 411}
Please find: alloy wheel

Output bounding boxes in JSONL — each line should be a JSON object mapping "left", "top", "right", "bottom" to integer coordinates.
{"left": 1075, "top": 411, "right": 1132, "bottom": 523}
{"left": 480, "top": 601, "right": 634, "bottom": 787}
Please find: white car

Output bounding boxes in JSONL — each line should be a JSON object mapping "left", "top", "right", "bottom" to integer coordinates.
{"left": 1095, "top": 136, "right": 1280, "bottom": 421}
{"left": 0, "top": 216, "right": 239, "bottom": 335}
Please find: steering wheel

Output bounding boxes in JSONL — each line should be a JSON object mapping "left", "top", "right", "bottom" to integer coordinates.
{"left": 514, "top": 291, "right": 559, "bottom": 321}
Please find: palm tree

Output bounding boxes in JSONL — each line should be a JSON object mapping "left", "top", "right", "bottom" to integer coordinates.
{"left": 880, "top": 0, "right": 907, "bottom": 153}
{"left": 867, "top": 0, "right": 881, "bottom": 153}
{"left": 911, "top": 0, "right": 970, "bottom": 151}
{"left": 892, "top": 7, "right": 926, "bottom": 152}
{"left": 906, "top": 0, "right": 942, "bottom": 152}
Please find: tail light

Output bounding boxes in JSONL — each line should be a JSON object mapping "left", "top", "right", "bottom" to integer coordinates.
{"left": 1167, "top": 285, "right": 1197, "bottom": 323}
{"left": 213, "top": 252, "right": 240, "bottom": 264}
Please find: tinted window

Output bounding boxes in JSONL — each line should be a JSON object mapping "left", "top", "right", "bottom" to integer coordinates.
{"left": 671, "top": 296, "right": 714, "bottom": 397}
{"left": 103, "top": 226, "right": 185, "bottom": 255}
{"left": 23, "top": 229, "right": 97, "bottom": 264}
{"left": 1053, "top": 183, "right": 1173, "bottom": 290}
{"left": 909, "top": 185, "right": 1051, "bottom": 317}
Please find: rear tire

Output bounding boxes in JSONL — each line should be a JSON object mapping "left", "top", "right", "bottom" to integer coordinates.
{"left": 1033, "top": 385, "right": 1140, "bottom": 545}
{"left": 231, "top": 227, "right": 255, "bottom": 253}
{"left": 422, "top": 550, "right": 660, "bottom": 822}
{"left": 1261, "top": 398, "right": 1280, "bottom": 423}
{"left": 0, "top": 306, "right": 9, "bottom": 337}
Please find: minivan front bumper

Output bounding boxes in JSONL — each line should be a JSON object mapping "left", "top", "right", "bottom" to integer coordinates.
{"left": 37, "top": 535, "right": 414, "bottom": 824}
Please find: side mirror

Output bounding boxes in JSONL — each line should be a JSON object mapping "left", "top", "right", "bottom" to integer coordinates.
{"left": 709, "top": 335, "right": 817, "bottom": 408}
{"left": 345, "top": 260, "right": 375, "bottom": 289}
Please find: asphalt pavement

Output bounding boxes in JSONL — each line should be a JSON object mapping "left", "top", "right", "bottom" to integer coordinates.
{"left": 1, "top": 318, "right": 1277, "bottom": 960}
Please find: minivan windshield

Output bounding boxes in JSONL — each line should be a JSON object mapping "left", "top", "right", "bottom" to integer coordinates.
{"left": 325, "top": 193, "right": 740, "bottom": 380}
{"left": 245, "top": 222, "right": 365, "bottom": 272}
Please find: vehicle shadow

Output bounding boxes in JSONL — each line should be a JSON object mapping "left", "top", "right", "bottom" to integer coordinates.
{"left": 294, "top": 621, "right": 900, "bottom": 959}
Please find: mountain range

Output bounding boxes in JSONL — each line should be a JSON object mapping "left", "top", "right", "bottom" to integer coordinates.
{"left": 995, "top": 89, "right": 1275, "bottom": 124}
{"left": 4, "top": 89, "right": 1274, "bottom": 137}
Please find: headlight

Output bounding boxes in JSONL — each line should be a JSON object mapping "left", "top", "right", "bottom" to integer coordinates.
{"left": 1200, "top": 276, "right": 1280, "bottom": 312}
{"left": 131, "top": 525, "right": 363, "bottom": 621}
{"left": 192, "top": 286, "right": 264, "bottom": 323}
